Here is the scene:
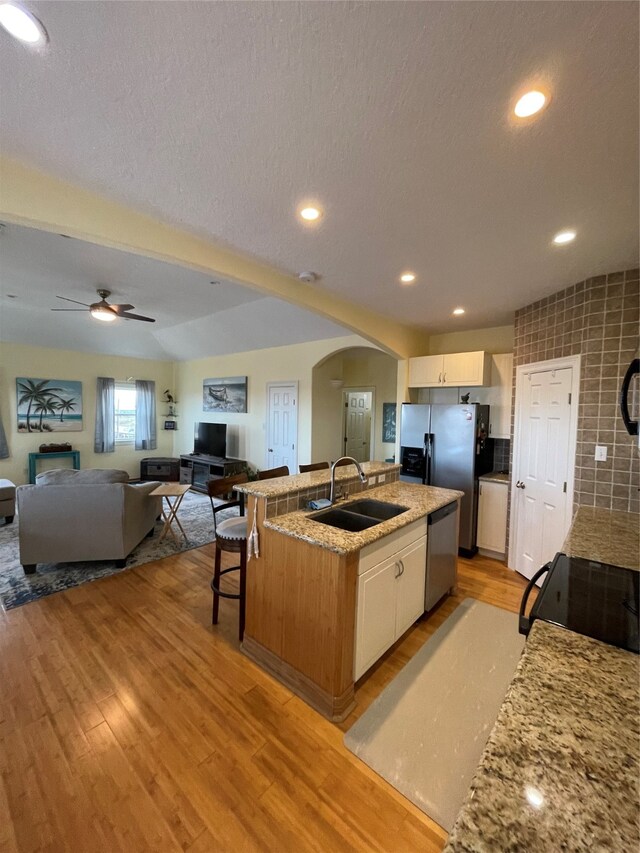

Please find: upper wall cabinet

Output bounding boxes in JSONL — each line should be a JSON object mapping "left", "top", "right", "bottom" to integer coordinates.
{"left": 408, "top": 351, "right": 491, "bottom": 388}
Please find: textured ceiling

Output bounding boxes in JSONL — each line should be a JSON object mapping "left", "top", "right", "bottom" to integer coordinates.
{"left": 0, "top": 1, "right": 638, "bottom": 352}
{"left": 0, "top": 224, "right": 348, "bottom": 360}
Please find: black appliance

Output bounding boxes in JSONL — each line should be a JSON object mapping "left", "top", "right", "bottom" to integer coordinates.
{"left": 519, "top": 553, "right": 640, "bottom": 654}
{"left": 399, "top": 403, "right": 493, "bottom": 556}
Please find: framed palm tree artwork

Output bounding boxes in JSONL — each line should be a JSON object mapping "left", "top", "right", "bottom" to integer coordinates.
{"left": 17, "top": 378, "right": 83, "bottom": 433}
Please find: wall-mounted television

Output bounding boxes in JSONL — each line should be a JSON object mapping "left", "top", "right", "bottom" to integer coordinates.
{"left": 194, "top": 422, "right": 227, "bottom": 458}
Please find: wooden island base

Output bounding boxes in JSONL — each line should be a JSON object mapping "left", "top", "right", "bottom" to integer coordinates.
{"left": 242, "top": 635, "right": 356, "bottom": 722}
{"left": 235, "top": 466, "right": 463, "bottom": 721}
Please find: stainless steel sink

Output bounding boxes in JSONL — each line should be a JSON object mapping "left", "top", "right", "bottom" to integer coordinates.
{"left": 308, "top": 499, "right": 408, "bottom": 532}
{"left": 342, "top": 498, "right": 408, "bottom": 520}
{"left": 308, "top": 507, "right": 381, "bottom": 531}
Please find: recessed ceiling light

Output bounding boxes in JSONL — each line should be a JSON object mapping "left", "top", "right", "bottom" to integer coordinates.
{"left": 514, "top": 91, "right": 547, "bottom": 118}
{"left": 553, "top": 229, "right": 576, "bottom": 245}
{"left": 0, "top": 2, "right": 48, "bottom": 46}
{"left": 453, "top": 307, "right": 465, "bottom": 316}
{"left": 400, "top": 272, "right": 416, "bottom": 284}
{"left": 299, "top": 206, "right": 322, "bottom": 222}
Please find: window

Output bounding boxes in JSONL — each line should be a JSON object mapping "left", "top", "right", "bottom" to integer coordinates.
{"left": 114, "top": 382, "right": 136, "bottom": 443}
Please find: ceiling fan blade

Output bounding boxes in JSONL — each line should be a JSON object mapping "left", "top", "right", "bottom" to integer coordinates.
{"left": 110, "top": 303, "right": 135, "bottom": 314}
{"left": 56, "top": 295, "right": 91, "bottom": 306}
{"left": 51, "top": 308, "right": 89, "bottom": 312}
{"left": 120, "top": 312, "right": 156, "bottom": 323}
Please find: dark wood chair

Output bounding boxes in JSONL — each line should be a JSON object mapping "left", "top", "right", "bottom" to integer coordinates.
{"left": 299, "top": 461, "right": 330, "bottom": 473}
{"left": 257, "top": 465, "right": 290, "bottom": 480}
{"left": 207, "top": 472, "right": 249, "bottom": 641}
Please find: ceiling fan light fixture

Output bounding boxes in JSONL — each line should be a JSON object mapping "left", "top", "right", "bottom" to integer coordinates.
{"left": 90, "top": 306, "right": 116, "bottom": 322}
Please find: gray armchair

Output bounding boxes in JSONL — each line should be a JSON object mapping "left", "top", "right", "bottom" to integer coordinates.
{"left": 16, "top": 468, "right": 161, "bottom": 574}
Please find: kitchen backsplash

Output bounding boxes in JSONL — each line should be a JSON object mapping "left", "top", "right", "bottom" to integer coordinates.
{"left": 513, "top": 268, "right": 639, "bottom": 515}
{"left": 493, "top": 439, "right": 510, "bottom": 473}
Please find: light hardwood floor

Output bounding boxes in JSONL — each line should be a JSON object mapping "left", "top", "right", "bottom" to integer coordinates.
{"left": 0, "top": 546, "right": 532, "bottom": 853}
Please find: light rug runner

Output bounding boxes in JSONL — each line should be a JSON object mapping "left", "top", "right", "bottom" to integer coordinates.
{"left": 0, "top": 490, "right": 233, "bottom": 611}
{"left": 344, "top": 598, "right": 525, "bottom": 832}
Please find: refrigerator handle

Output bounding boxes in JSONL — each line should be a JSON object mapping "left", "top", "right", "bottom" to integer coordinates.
{"left": 424, "top": 434, "right": 433, "bottom": 485}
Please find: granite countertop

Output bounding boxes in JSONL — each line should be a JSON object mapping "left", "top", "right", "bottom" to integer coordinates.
{"left": 235, "top": 460, "right": 400, "bottom": 498}
{"left": 262, "top": 481, "right": 463, "bottom": 555}
{"left": 563, "top": 506, "right": 639, "bottom": 571}
{"left": 446, "top": 506, "right": 640, "bottom": 852}
{"left": 478, "top": 472, "right": 509, "bottom": 484}
{"left": 444, "top": 620, "right": 640, "bottom": 853}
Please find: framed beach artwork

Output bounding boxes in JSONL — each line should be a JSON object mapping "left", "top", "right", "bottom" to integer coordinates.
{"left": 203, "top": 376, "right": 248, "bottom": 413}
{"left": 17, "top": 378, "right": 83, "bottom": 432}
{"left": 382, "top": 402, "right": 396, "bottom": 443}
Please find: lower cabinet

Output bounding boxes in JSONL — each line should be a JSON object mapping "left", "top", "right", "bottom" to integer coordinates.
{"left": 477, "top": 479, "right": 508, "bottom": 556}
{"left": 354, "top": 523, "right": 427, "bottom": 680}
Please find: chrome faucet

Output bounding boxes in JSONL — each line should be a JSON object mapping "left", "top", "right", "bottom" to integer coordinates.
{"left": 329, "top": 456, "right": 367, "bottom": 504}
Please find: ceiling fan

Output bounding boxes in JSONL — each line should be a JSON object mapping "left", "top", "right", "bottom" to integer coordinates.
{"left": 52, "top": 289, "right": 156, "bottom": 323}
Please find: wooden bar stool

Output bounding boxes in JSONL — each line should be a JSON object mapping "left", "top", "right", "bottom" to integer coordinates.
{"left": 207, "top": 473, "right": 249, "bottom": 641}
{"left": 299, "top": 461, "right": 329, "bottom": 473}
{"left": 257, "top": 465, "right": 290, "bottom": 479}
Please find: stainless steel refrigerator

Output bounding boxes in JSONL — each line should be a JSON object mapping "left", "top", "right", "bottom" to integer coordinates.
{"left": 399, "top": 403, "right": 493, "bottom": 556}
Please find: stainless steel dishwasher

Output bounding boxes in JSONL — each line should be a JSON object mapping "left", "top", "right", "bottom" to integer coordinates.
{"left": 425, "top": 501, "right": 459, "bottom": 610}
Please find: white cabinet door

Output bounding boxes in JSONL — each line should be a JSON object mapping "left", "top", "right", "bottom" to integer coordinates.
{"left": 409, "top": 352, "right": 490, "bottom": 388}
{"left": 488, "top": 353, "right": 514, "bottom": 439}
{"left": 354, "top": 559, "right": 398, "bottom": 680}
{"left": 442, "top": 351, "right": 490, "bottom": 386}
{"left": 395, "top": 536, "right": 428, "bottom": 637}
{"left": 355, "top": 534, "right": 428, "bottom": 680}
{"left": 477, "top": 481, "right": 508, "bottom": 554}
{"left": 408, "top": 355, "right": 444, "bottom": 387}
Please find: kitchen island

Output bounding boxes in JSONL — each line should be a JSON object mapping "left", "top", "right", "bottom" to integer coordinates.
{"left": 445, "top": 506, "right": 640, "bottom": 852}
{"left": 235, "top": 464, "right": 462, "bottom": 721}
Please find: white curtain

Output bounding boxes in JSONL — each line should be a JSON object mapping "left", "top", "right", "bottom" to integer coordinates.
{"left": 135, "top": 380, "right": 157, "bottom": 451}
{"left": 94, "top": 377, "right": 115, "bottom": 453}
{"left": 0, "top": 404, "right": 9, "bottom": 459}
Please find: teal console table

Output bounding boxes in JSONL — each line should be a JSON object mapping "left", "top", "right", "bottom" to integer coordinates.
{"left": 28, "top": 451, "right": 80, "bottom": 483}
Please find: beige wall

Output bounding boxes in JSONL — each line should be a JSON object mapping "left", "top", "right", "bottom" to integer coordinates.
{"left": 0, "top": 342, "right": 175, "bottom": 485}
{"left": 428, "top": 325, "right": 514, "bottom": 355}
{"left": 174, "top": 335, "right": 377, "bottom": 471}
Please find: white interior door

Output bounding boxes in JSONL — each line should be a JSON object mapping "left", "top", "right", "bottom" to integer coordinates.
{"left": 266, "top": 382, "right": 298, "bottom": 472}
{"left": 511, "top": 362, "right": 577, "bottom": 580}
{"left": 343, "top": 391, "right": 372, "bottom": 462}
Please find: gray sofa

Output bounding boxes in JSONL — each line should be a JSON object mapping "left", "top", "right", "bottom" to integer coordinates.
{"left": 16, "top": 468, "right": 161, "bottom": 574}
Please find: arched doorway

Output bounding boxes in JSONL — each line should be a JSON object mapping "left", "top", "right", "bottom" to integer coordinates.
{"left": 309, "top": 346, "right": 399, "bottom": 467}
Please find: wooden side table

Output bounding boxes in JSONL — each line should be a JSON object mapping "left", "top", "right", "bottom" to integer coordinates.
{"left": 150, "top": 483, "right": 192, "bottom": 543}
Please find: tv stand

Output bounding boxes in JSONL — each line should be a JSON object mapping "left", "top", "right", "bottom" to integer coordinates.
{"left": 179, "top": 454, "right": 245, "bottom": 494}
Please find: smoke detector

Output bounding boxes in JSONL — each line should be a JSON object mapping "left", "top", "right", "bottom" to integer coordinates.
{"left": 298, "top": 271, "right": 319, "bottom": 283}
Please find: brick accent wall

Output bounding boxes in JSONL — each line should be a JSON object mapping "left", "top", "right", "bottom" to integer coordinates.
{"left": 513, "top": 268, "right": 639, "bottom": 515}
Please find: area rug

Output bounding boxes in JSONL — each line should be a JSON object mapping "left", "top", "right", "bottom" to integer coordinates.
{"left": 344, "top": 598, "right": 525, "bottom": 832}
{"left": 0, "top": 490, "right": 233, "bottom": 611}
